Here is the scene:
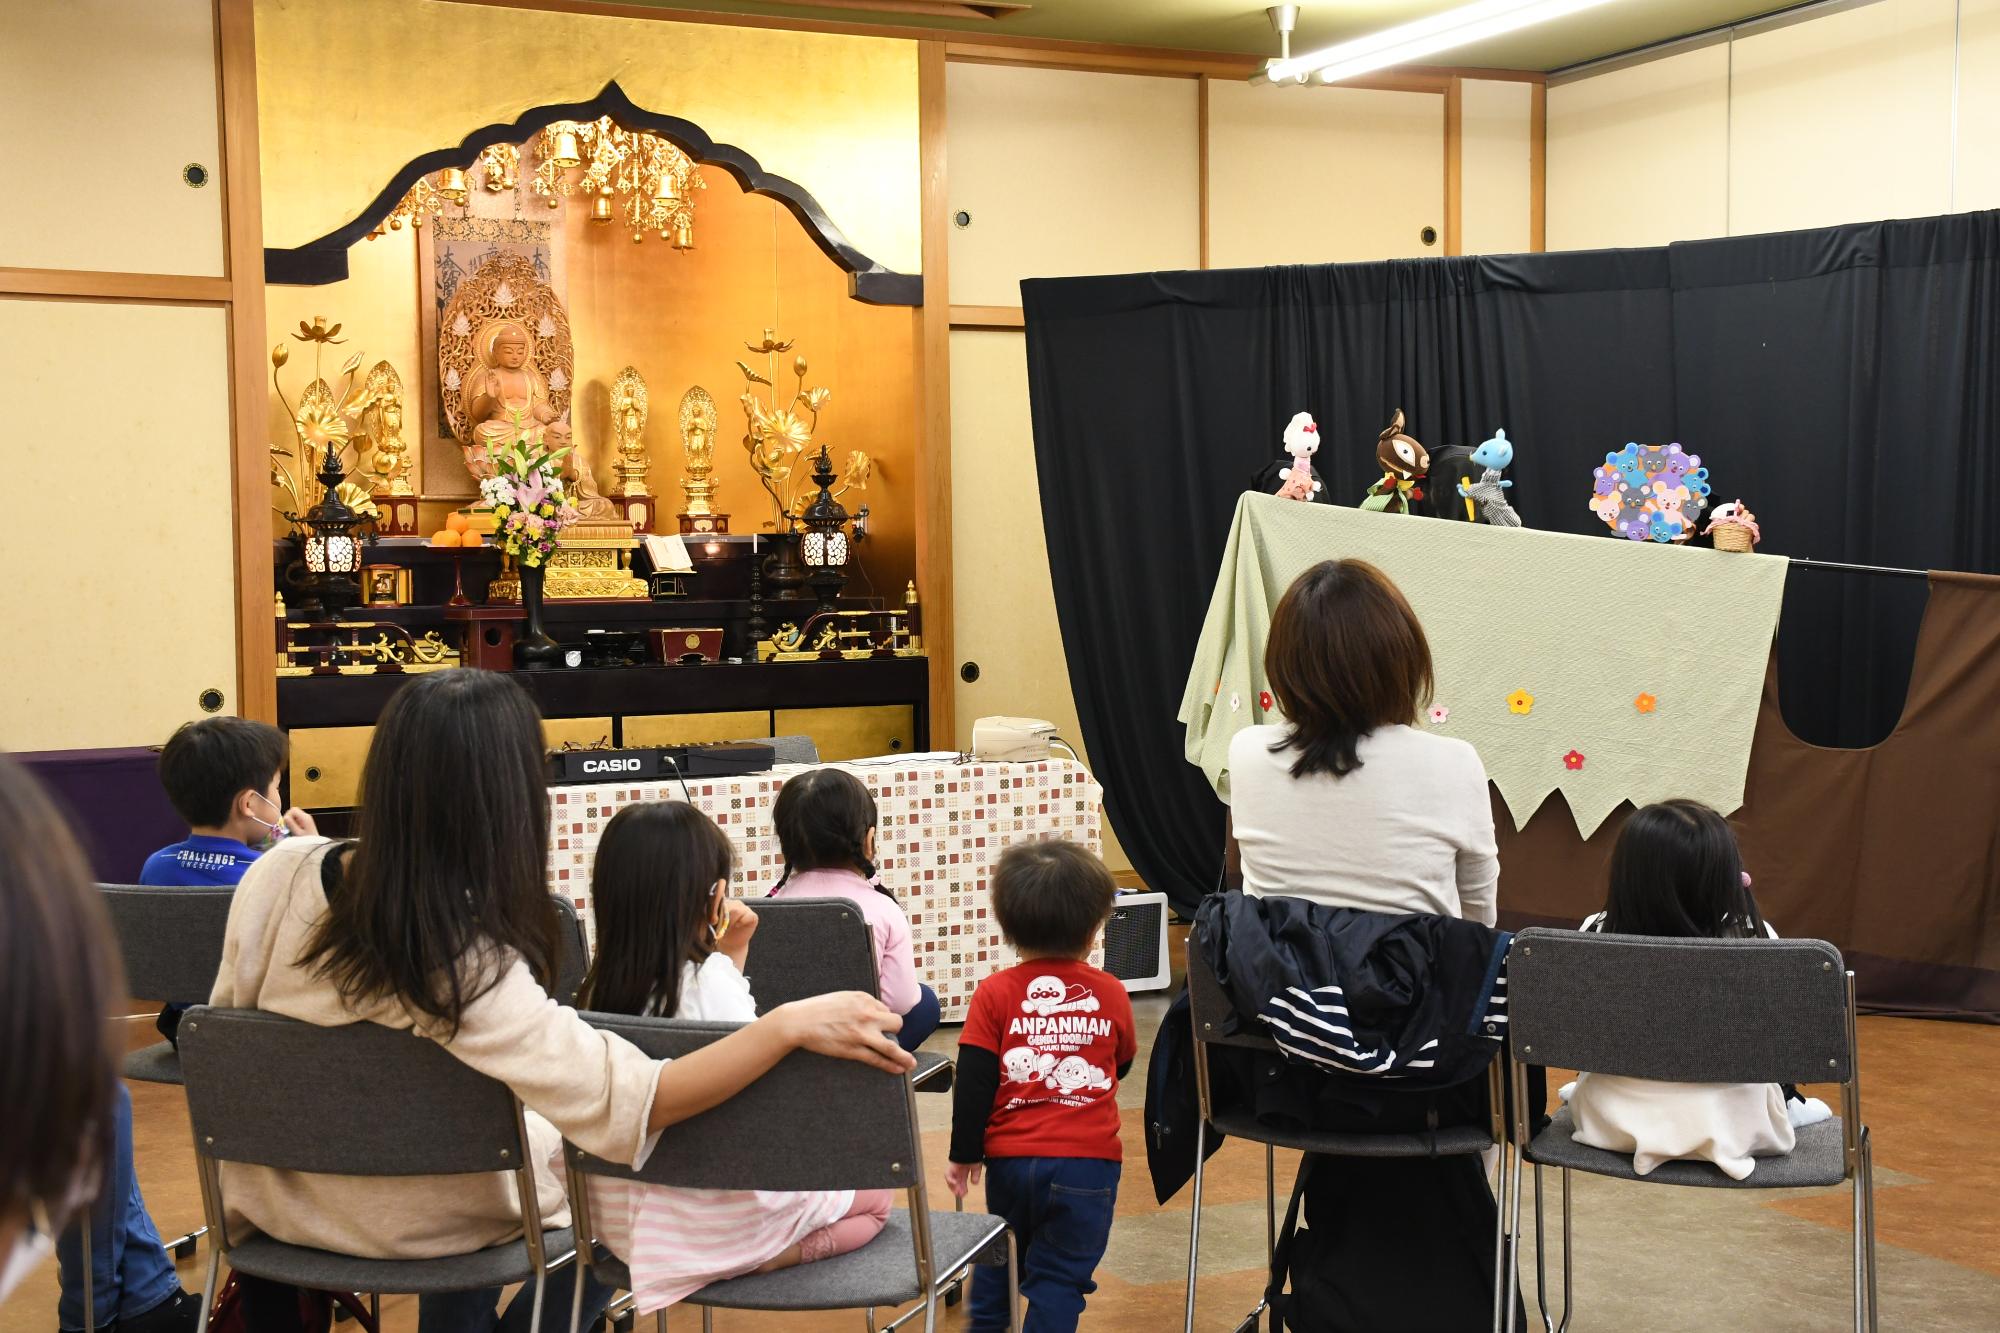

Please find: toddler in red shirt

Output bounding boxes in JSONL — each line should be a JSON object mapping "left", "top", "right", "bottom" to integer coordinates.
{"left": 946, "top": 840, "right": 1136, "bottom": 1333}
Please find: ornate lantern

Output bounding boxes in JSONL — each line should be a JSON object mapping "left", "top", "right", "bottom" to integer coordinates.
{"left": 296, "top": 442, "right": 370, "bottom": 618}
{"left": 798, "top": 445, "right": 850, "bottom": 614}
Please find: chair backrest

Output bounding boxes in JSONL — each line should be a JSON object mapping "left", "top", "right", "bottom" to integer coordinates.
{"left": 741, "top": 896, "right": 878, "bottom": 1008}
{"left": 551, "top": 893, "right": 589, "bottom": 1005}
{"left": 98, "top": 883, "right": 235, "bottom": 1004}
{"left": 179, "top": 1007, "right": 530, "bottom": 1177}
{"left": 569, "top": 1014, "right": 920, "bottom": 1193}
{"left": 1183, "top": 931, "right": 1278, "bottom": 1052}
{"left": 1507, "top": 927, "right": 1852, "bottom": 1086}
{"left": 767, "top": 734, "right": 821, "bottom": 765}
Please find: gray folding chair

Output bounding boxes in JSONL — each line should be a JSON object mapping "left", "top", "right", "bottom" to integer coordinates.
{"left": 178, "top": 1007, "right": 575, "bottom": 1332}
{"left": 745, "top": 896, "right": 953, "bottom": 1093}
{"left": 94, "top": 882, "right": 235, "bottom": 1288}
{"left": 1502, "top": 928, "right": 1877, "bottom": 1333}
{"left": 562, "top": 1014, "right": 1017, "bottom": 1333}
{"left": 1184, "top": 935, "right": 1510, "bottom": 1333}
{"left": 551, "top": 893, "right": 590, "bottom": 1006}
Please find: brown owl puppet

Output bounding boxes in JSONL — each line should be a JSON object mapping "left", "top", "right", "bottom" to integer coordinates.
{"left": 1360, "top": 409, "right": 1431, "bottom": 514}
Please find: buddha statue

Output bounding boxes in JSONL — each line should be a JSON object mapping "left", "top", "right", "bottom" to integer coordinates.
{"left": 461, "top": 319, "right": 615, "bottom": 519}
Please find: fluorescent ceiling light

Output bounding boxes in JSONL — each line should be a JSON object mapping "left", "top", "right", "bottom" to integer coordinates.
{"left": 1258, "top": 0, "right": 1621, "bottom": 85}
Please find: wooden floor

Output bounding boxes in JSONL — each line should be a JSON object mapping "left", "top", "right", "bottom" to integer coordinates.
{"left": 7, "top": 1004, "right": 1998, "bottom": 1331}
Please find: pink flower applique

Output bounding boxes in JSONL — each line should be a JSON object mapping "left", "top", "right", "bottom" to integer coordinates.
{"left": 1428, "top": 705, "right": 1450, "bottom": 726}
{"left": 1562, "top": 749, "right": 1586, "bottom": 771}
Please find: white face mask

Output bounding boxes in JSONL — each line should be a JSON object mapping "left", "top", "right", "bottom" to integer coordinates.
{"left": 0, "top": 1203, "right": 55, "bottom": 1305}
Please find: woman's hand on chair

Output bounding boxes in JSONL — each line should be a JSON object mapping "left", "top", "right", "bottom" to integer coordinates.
{"left": 776, "top": 992, "right": 915, "bottom": 1075}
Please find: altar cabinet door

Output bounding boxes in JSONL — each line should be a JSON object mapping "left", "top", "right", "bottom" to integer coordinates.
{"left": 1206, "top": 80, "right": 1448, "bottom": 266}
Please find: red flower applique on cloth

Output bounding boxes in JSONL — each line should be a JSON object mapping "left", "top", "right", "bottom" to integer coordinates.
{"left": 1562, "top": 749, "right": 1587, "bottom": 771}
{"left": 1258, "top": 690, "right": 1274, "bottom": 713}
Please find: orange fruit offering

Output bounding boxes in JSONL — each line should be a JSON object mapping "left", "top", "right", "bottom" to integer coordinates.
{"left": 445, "top": 511, "right": 471, "bottom": 534}
{"left": 430, "top": 529, "right": 462, "bottom": 547}
{"left": 459, "top": 530, "right": 484, "bottom": 548}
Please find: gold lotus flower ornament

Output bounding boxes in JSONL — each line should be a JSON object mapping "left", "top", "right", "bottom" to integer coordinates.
{"left": 746, "top": 329, "right": 795, "bottom": 356}
{"left": 295, "top": 316, "right": 345, "bottom": 344}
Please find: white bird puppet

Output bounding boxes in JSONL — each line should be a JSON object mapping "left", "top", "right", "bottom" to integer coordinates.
{"left": 1275, "top": 411, "right": 1324, "bottom": 500}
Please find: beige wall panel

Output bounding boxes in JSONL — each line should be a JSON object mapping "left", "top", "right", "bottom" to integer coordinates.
{"left": 0, "top": 0, "right": 225, "bottom": 275}
{"left": 948, "top": 330, "right": 1131, "bottom": 877}
{"left": 1547, "top": 43, "right": 1729, "bottom": 250}
{"left": 1951, "top": 0, "right": 2000, "bottom": 211}
{"left": 0, "top": 301, "right": 236, "bottom": 750}
{"left": 1728, "top": 0, "right": 1958, "bottom": 235}
{"left": 1207, "top": 81, "right": 1444, "bottom": 267}
{"left": 944, "top": 65, "right": 1199, "bottom": 307}
{"left": 1460, "top": 79, "right": 1535, "bottom": 257}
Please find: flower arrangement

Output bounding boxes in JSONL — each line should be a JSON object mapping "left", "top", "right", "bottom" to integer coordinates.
{"left": 475, "top": 415, "right": 580, "bottom": 567}
{"left": 736, "top": 328, "right": 871, "bottom": 528}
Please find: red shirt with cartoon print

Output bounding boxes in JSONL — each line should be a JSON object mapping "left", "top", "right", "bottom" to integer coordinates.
{"left": 958, "top": 958, "right": 1138, "bottom": 1161}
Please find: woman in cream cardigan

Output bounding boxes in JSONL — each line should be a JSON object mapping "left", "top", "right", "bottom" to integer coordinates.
{"left": 211, "top": 670, "right": 911, "bottom": 1332}
{"left": 1222, "top": 559, "right": 1515, "bottom": 1331}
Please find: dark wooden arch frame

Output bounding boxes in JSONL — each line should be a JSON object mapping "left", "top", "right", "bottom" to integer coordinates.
{"left": 263, "top": 81, "right": 922, "bottom": 306}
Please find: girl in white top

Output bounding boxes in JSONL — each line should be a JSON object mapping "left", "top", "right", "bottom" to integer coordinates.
{"left": 579, "top": 802, "right": 894, "bottom": 1315}
{"left": 1224, "top": 558, "right": 1499, "bottom": 926}
{"left": 1563, "top": 799, "right": 1829, "bottom": 1180}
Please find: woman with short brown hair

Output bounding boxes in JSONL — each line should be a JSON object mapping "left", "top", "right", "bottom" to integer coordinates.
{"left": 1227, "top": 558, "right": 1497, "bottom": 924}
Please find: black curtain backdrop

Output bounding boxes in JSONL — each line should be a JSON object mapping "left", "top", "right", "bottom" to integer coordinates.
{"left": 1023, "top": 211, "right": 2000, "bottom": 914}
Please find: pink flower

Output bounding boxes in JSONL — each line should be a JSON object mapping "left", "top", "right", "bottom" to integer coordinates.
{"left": 1428, "top": 705, "right": 1450, "bottom": 725}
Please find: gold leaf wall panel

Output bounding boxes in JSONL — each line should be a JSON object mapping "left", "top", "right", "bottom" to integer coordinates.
{"left": 253, "top": 0, "right": 921, "bottom": 275}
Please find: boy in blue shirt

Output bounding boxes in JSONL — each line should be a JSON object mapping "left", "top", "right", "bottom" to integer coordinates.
{"left": 55, "top": 718, "right": 314, "bottom": 1333}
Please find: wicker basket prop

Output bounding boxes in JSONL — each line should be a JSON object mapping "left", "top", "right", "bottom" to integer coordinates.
{"left": 1704, "top": 500, "right": 1761, "bottom": 553}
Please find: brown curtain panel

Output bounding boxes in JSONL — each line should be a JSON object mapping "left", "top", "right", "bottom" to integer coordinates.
{"left": 1496, "top": 572, "right": 2000, "bottom": 1022}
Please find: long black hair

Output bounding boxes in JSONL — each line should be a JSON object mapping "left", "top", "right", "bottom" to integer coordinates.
{"left": 0, "top": 755, "right": 122, "bottom": 1232}
{"left": 770, "top": 767, "right": 889, "bottom": 897}
{"left": 302, "top": 670, "right": 559, "bottom": 1037}
{"left": 1603, "top": 799, "right": 1764, "bottom": 938}
{"left": 578, "top": 802, "right": 734, "bottom": 1018}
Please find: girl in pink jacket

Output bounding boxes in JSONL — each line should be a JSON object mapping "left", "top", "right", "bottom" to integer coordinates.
{"left": 767, "top": 768, "right": 941, "bottom": 1052}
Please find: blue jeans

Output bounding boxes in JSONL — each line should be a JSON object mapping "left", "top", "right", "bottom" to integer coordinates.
{"left": 969, "top": 1157, "right": 1120, "bottom": 1333}
{"left": 897, "top": 983, "right": 941, "bottom": 1054}
{"left": 56, "top": 1085, "right": 181, "bottom": 1330}
{"left": 416, "top": 1262, "right": 614, "bottom": 1333}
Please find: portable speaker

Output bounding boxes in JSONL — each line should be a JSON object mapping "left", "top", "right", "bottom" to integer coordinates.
{"left": 1101, "top": 891, "right": 1172, "bottom": 992}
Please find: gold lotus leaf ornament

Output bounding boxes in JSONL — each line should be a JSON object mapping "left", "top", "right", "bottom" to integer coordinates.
{"left": 736, "top": 359, "right": 772, "bottom": 388}
{"left": 799, "top": 385, "right": 832, "bottom": 415}
{"left": 762, "top": 409, "right": 812, "bottom": 454}
{"left": 295, "top": 382, "right": 351, "bottom": 454}
{"left": 840, "top": 451, "right": 872, "bottom": 492}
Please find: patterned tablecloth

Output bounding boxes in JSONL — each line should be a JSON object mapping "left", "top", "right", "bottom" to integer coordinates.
{"left": 547, "top": 755, "right": 1104, "bottom": 1020}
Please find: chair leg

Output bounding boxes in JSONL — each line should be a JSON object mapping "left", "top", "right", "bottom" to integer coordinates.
{"left": 865, "top": 1307, "right": 877, "bottom": 1333}
{"left": 1862, "top": 1131, "right": 1878, "bottom": 1332}
{"left": 1502, "top": 1140, "right": 1526, "bottom": 1333}
{"left": 1490, "top": 1143, "right": 1510, "bottom": 1333}
{"left": 1533, "top": 1165, "right": 1551, "bottom": 1333}
{"left": 1555, "top": 1170, "right": 1573, "bottom": 1333}
{"left": 1184, "top": 1119, "right": 1208, "bottom": 1333}
{"left": 369, "top": 1291, "right": 381, "bottom": 1330}
{"left": 655, "top": 1311, "right": 667, "bottom": 1333}
{"left": 703, "top": 1306, "right": 715, "bottom": 1333}
{"left": 570, "top": 1255, "right": 588, "bottom": 1333}
{"left": 1008, "top": 1229, "right": 1023, "bottom": 1333}
{"left": 199, "top": 1243, "right": 222, "bottom": 1332}
{"left": 1853, "top": 1127, "right": 1879, "bottom": 1333}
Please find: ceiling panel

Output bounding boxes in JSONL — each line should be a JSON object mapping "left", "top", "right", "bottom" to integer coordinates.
{"left": 589, "top": 0, "right": 1812, "bottom": 72}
